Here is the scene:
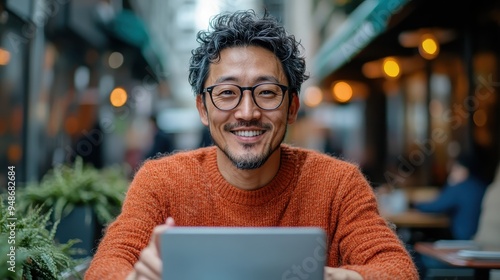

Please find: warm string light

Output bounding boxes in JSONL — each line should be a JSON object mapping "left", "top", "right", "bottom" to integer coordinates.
{"left": 0, "top": 48, "right": 11, "bottom": 65}
{"left": 110, "top": 87, "right": 128, "bottom": 107}
{"left": 383, "top": 57, "right": 400, "bottom": 79}
{"left": 419, "top": 33, "right": 439, "bottom": 60}
{"left": 332, "top": 81, "right": 353, "bottom": 103}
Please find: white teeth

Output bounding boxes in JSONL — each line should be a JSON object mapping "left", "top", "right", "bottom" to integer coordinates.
{"left": 233, "top": 130, "right": 264, "bottom": 137}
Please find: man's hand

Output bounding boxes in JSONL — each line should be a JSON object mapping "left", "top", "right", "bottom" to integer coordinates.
{"left": 126, "top": 217, "right": 175, "bottom": 280}
{"left": 324, "top": 266, "right": 363, "bottom": 280}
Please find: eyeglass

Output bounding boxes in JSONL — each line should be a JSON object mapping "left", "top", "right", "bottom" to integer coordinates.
{"left": 202, "top": 83, "right": 289, "bottom": 111}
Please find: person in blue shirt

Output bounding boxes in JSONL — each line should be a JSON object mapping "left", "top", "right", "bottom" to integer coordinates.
{"left": 413, "top": 154, "right": 488, "bottom": 278}
{"left": 414, "top": 155, "right": 487, "bottom": 240}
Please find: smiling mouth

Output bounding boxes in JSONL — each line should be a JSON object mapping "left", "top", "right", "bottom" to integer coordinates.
{"left": 232, "top": 130, "right": 265, "bottom": 137}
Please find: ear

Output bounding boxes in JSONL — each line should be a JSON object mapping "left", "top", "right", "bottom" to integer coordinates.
{"left": 287, "top": 93, "right": 300, "bottom": 124}
{"left": 196, "top": 94, "right": 209, "bottom": 126}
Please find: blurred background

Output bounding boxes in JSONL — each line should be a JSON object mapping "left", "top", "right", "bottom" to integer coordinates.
{"left": 0, "top": 0, "right": 499, "bottom": 195}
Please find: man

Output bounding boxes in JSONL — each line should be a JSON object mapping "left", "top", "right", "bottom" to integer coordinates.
{"left": 85, "top": 10, "right": 418, "bottom": 280}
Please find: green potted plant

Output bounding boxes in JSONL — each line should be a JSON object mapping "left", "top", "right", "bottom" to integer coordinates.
{"left": 17, "top": 157, "right": 129, "bottom": 258}
{"left": 0, "top": 198, "right": 83, "bottom": 280}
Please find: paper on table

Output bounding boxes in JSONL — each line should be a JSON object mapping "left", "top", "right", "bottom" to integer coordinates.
{"left": 433, "top": 240, "right": 480, "bottom": 249}
{"left": 456, "top": 250, "right": 500, "bottom": 260}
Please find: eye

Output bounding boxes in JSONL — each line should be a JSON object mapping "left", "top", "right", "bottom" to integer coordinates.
{"left": 218, "top": 89, "right": 236, "bottom": 96}
{"left": 213, "top": 85, "right": 239, "bottom": 97}
{"left": 256, "top": 84, "right": 282, "bottom": 98}
{"left": 258, "top": 90, "right": 278, "bottom": 98}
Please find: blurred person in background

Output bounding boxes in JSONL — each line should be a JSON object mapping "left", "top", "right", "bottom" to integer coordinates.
{"left": 414, "top": 154, "right": 487, "bottom": 240}
{"left": 474, "top": 162, "right": 500, "bottom": 246}
{"left": 413, "top": 154, "right": 488, "bottom": 278}
{"left": 69, "top": 102, "right": 104, "bottom": 169}
{"left": 198, "top": 125, "right": 213, "bottom": 147}
{"left": 142, "top": 115, "right": 175, "bottom": 160}
{"left": 86, "top": 10, "right": 418, "bottom": 280}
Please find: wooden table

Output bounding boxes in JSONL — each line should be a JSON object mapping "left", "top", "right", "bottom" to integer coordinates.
{"left": 383, "top": 210, "right": 450, "bottom": 228}
{"left": 415, "top": 242, "right": 500, "bottom": 279}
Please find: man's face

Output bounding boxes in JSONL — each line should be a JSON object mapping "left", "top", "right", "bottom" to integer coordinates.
{"left": 196, "top": 46, "right": 300, "bottom": 169}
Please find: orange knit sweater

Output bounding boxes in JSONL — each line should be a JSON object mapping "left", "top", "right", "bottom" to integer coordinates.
{"left": 85, "top": 145, "right": 418, "bottom": 279}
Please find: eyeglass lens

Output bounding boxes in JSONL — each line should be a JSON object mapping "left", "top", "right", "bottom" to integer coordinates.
{"left": 210, "top": 83, "right": 284, "bottom": 110}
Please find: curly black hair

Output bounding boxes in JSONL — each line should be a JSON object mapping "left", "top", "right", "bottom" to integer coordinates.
{"left": 188, "top": 9, "right": 309, "bottom": 96}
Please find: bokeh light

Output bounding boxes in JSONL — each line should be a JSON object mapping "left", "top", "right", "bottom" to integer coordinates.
{"left": 383, "top": 57, "right": 400, "bottom": 78}
{"left": 304, "top": 86, "right": 323, "bottom": 107}
{"left": 110, "top": 87, "right": 128, "bottom": 107}
{"left": 332, "top": 81, "right": 353, "bottom": 103}
{"left": 419, "top": 34, "right": 439, "bottom": 60}
{"left": 0, "top": 48, "right": 10, "bottom": 65}
{"left": 108, "top": 52, "right": 124, "bottom": 69}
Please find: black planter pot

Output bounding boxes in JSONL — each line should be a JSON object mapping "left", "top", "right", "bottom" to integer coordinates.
{"left": 55, "top": 206, "right": 103, "bottom": 258}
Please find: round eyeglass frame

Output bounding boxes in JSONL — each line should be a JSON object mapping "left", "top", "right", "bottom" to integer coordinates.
{"left": 202, "top": 82, "right": 289, "bottom": 111}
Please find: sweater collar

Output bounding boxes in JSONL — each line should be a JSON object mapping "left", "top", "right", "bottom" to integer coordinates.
{"left": 206, "top": 144, "right": 298, "bottom": 206}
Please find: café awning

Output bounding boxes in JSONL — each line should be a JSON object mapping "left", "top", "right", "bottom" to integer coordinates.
{"left": 313, "top": 0, "right": 411, "bottom": 81}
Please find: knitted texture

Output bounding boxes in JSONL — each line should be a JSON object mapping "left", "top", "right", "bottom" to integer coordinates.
{"left": 85, "top": 145, "right": 418, "bottom": 279}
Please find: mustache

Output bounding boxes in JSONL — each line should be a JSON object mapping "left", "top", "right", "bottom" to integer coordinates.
{"left": 224, "top": 121, "right": 272, "bottom": 131}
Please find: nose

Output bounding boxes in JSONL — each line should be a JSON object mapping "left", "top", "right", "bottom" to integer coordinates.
{"left": 234, "top": 90, "right": 261, "bottom": 120}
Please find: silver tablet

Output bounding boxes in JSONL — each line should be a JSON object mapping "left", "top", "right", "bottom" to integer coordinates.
{"left": 160, "top": 227, "right": 326, "bottom": 280}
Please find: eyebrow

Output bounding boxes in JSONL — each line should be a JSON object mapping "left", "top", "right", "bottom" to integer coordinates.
{"left": 214, "top": 75, "right": 280, "bottom": 84}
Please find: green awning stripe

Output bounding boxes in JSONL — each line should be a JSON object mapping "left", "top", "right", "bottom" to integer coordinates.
{"left": 313, "top": 0, "right": 410, "bottom": 81}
